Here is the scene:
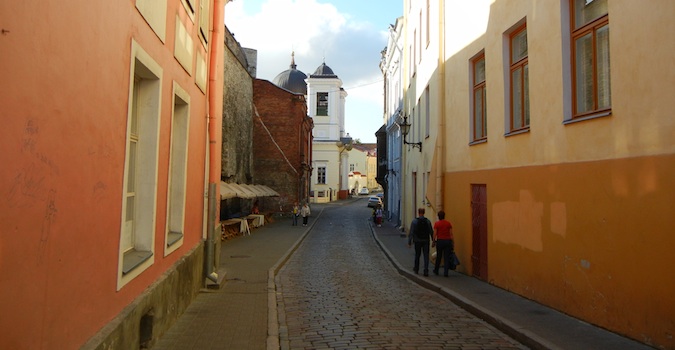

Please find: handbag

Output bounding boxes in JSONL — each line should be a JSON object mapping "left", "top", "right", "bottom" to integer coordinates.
{"left": 449, "top": 251, "right": 460, "bottom": 270}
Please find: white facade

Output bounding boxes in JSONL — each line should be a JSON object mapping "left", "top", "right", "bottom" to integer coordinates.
{"left": 381, "top": 17, "right": 405, "bottom": 224}
{"left": 307, "top": 63, "right": 351, "bottom": 203}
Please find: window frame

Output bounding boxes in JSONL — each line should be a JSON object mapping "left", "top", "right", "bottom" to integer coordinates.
{"left": 317, "top": 166, "right": 326, "bottom": 184}
{"left": 569, "top": 0, "right": 611, "bottom": 120}
{"left": 508, "top": 23, "right": 530, "bottom": 134}
{"left": 470, "top": 52, "right": 487, "bottom": 144}
{"left": 165, "top": 82, "right": 190, "bottom": 255}
{"left": 118, "top": 40, "right": 162, "bottom": 290}
{"left": 316, "top": 92, "right": 329, "bottom": 116}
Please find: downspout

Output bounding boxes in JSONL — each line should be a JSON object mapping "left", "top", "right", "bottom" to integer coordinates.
{"left": 205, "top": 0, "right": 224, "bottom": 283}
{"left": 436, "top": 0, "right": 446, "bottom": 212}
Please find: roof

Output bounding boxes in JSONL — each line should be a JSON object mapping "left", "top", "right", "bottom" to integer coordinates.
{"left": 310, "top": 62, "right": 338, "bottom": 78}
{"left": 220, "top": 182, "right": 280, "bottom": 200}
{"left": 272, "top": 52, "right": 307, "bottom": 95}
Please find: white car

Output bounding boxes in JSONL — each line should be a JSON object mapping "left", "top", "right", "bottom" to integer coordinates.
{"left": 367, "top": 196, "right": 383, "bottom": 208}
{"left": 359, "top": 187, "right": 369, "bottom": 195}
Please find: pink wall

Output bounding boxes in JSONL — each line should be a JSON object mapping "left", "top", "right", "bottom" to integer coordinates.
{"left": 0, "top": 1, "right": 219, "bottom": 348}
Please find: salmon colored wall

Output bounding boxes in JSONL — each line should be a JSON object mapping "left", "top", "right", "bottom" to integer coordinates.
{"left": 0, "top": 1, "right": 214, "bottom": 349}
{"left": 444, "top": 153, "right": 675, "bottom": 347}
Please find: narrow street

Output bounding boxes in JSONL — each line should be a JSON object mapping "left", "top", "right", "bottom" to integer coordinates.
{"left": 276, "top": 199, "right": 526, "bottom": 349}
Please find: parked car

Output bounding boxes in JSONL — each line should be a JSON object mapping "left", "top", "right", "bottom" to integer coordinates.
{"left": 367, "top": 196, "right": 383, "bottom": 208}
{"left": 359, "top": 187, "right": 369, "bottom": 195}
{"left": 376, "top": 193, "right": 383, "bottom": 199}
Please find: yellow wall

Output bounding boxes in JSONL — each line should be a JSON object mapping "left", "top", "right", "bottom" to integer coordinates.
{"left": 434, "top": 0, "right": 675, "bottom": 347}
{"left": 444, "top": 154, "right": 675, "bottom": 346}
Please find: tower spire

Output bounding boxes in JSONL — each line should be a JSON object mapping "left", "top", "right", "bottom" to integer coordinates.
{"left": 290, "top": 51, "right": 297, "bottom": 69}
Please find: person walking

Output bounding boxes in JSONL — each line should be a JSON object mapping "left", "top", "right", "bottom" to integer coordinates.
{"left": 291, "top": 202, "right": 300, "bottom": 226}
{"left": 375, "top": 204, "right": 383, "bottom": 227}
{"left": 432, "top": 210, "right": 454, "bottom": 277}
{"left": 300, "top": 202, "right": 311, "bottom": 226}
{"left": 407, "top": 208, "right": 434, "bottom": 276}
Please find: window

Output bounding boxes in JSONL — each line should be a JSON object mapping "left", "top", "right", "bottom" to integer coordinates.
{"left": 349, "top": 164, "right": 355, "bottom": 172}
{"left": 426, "top": 0, "right": 430, "bottom": 47}
{"left": 166, "top": 82, "right": 190, "bottom": 254}
{"left": 571, "top": 0, "right": 610, "bottom": 118}
{"left": 199, "top": 0, "right": 210, "bottom": 46}
{"left": 425, "top": 86, "right": 430, "bottom": 138}
{"left": 471, "top": 53, "right": 487, "bottom": 142}
{"left": 316, "top": 92, "right": 328, "bottom": 116}
{"left": 509, "top": 24, "right": 529, "bottom": 132}
{"left": 317, "top": 167, "right": 326, "bottom": 184}
{"left": 119, "top": 41, "right": 162, "bottom": 289}
{"left": 135, "top": 0, "right": 168, "bottom": 42}
{"left": 419, "top": 10, "right": 423, "bottom": 62}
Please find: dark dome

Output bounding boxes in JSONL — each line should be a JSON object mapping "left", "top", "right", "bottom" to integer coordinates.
{"left": 310, "top": 62, "right": 338, "bottom": 78}
{"left": 272, "top": 53, "right": 307, "bottom": 95}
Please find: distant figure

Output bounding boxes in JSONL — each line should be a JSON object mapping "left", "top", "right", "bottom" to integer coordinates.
{"left": 291, "top": 202, "right": 300, "bottom": 226}
{"left": 300, "top": 202, "right": 311, "bottom": 227}
{"left": 251, "top": 200, "right": 260, "bottom": 214}
{"left": 407, "top": 208, "right": 433, "bottom": 276}
{"left": 433, "top": 210, "right": 454, "bottom": 277}
{"left": 375, "top": 205, "right": 383, "bottom": 227}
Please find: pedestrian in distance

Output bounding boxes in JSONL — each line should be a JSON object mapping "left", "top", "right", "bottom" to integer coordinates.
{"left": 291, "top": 202, "right": 300, "bottom": 226}
{"left": 375, "top": 204, "right": 383, "bottom": 227}
{"left": 407, "top": 207, "right": 434, "bottom": 276}
{"left": 300, "top": 202, "right": 311, "bottom": 226}
{"left": 432, "top": 210, "right": 454, "bottom": 277}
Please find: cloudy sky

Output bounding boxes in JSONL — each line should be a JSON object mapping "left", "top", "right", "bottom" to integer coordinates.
{"left": 224, "top": 0, "right": 403, "bottom": 143}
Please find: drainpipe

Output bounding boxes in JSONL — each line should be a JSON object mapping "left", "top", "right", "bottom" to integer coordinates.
{"left": 205, "top": 0, "right": 224, "bottom": 283}
{"left": 436, "top": 0, "right": 446, "bottom": 212}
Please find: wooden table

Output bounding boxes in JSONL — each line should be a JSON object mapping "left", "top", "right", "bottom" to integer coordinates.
{"left": 221, "top": 218, "right": 250, "bottom": 240}
{"left": 246, "top": 214, "right": 265, "bottom": 228}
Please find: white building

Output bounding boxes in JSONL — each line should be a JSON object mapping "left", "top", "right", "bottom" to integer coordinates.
{"left": 306, "top": 62, "right": 352, "bottom": 203}
{"left": 380, "top": 17, "right": 405, "bottom": 224}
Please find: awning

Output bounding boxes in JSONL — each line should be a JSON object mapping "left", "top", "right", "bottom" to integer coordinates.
{"left": 220, "top": 182, "right": 238, "bottom": 200}
{"left": 220, "top": 182, "right": 280, "bottom": 200}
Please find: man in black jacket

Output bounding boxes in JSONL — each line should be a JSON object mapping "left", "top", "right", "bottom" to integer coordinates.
{"left": 407, "top": 208, "right": 434, "bottom": 276}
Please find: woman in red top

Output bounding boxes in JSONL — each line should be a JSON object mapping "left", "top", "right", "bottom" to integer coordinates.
{"left": 433, "top": 210, "right": 454, "bottom": 277}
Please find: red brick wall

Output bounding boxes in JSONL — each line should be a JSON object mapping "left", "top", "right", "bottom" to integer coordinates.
{"left": 253, "top": 79, "right": 313, "bottom": 213}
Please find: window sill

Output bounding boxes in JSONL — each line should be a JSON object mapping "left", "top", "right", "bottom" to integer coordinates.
{"left": 122, "top": 249, "right": 153, "bottom": 275}
{"left": 469, "top": 138, "right": 487, "bottom": 146}
{"left": 167, "top": 231, "right": 183, "bottom": 247}
{"left": 505, "top": 127, "right": 530, "bottom": 137}
{"left": 564, "top": 110, "right": 611, "bottom": 125}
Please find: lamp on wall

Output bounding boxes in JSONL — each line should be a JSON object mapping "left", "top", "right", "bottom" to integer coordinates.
{"left": 397, "top": 115, "right": 422, "bottom": 151}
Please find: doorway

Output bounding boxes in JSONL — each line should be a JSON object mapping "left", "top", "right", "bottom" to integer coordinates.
{"left": 471, "top": 184, "right": 488, "bottom": 280}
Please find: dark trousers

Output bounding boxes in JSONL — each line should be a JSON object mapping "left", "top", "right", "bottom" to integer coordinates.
{"left": 434, "top": 239, "right": 454, "bottom": 275}
{"left": 413, "top": 241, "right": 430, "bottom": 273}
{"left": 302, "top": 216, "right": 308, "bottom": 225}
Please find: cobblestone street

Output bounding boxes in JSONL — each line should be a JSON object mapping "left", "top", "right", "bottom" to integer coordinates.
{"left": 276, "top": 202, "right": 527, "bottom": 349}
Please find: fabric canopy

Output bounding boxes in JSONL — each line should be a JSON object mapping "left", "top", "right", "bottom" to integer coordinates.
{"left": 219, "top": 182, "right": 280, "bottom": 200}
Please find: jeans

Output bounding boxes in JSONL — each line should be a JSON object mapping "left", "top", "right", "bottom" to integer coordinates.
{"left": 413, "top": 241, "right": 430, "bottom": 274}
{"left": 434, "top": 239, "right": 454, "bottom": 275}
{"left": 292, "top": 214, "right": 298, "bottom": 226}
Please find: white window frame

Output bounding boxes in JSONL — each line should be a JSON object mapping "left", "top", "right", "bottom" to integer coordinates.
{"left": 118, "top": 40, "right": 162, "bottom": 290}
{"left": 165, "top": 82, "right": 190, "bottom": 256}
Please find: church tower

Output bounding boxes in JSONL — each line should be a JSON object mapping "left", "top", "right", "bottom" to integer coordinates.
{"left": 271, "top": 55, "right": 352, "bottom": 202}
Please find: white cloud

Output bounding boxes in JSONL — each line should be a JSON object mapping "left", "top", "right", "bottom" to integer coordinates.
{"left": 225, "top": 0, "right": 389, "bottom": 142}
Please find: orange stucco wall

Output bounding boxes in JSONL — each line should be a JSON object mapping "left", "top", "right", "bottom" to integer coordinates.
{"left": 444, "top": 153, "right": 675, "bottom": 347}
{"left": 0, "top": 1, "right": 216, "bottom": 349}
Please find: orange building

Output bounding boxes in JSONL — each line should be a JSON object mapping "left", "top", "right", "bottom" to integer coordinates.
{"left": 0, "top": 1, "right": 225, "bottom": 349}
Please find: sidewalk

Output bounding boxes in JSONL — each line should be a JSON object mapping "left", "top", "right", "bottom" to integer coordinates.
{"left": 370, "top": 219, "right": 654, "bottom": 350}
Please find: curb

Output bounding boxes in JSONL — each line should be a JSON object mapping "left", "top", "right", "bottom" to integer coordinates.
{"left": 266, "top": 207, "right": 324, "bottom": 350}
{"left": 367, "top": 221, "right": 559, "bottom": 350}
